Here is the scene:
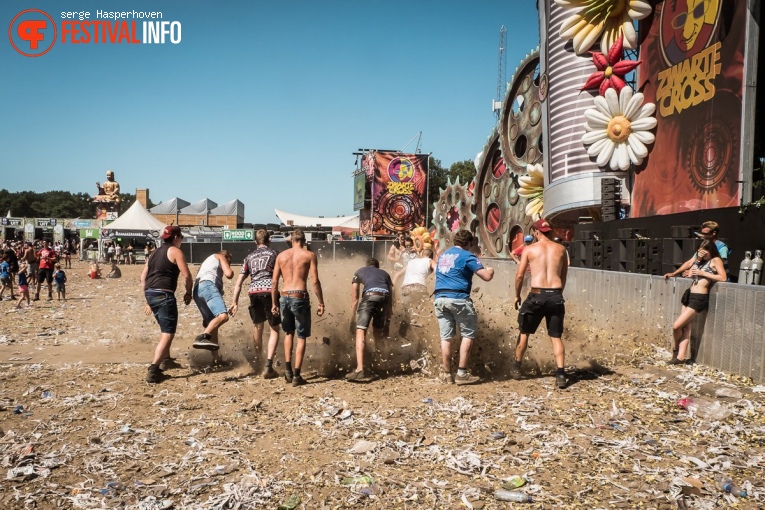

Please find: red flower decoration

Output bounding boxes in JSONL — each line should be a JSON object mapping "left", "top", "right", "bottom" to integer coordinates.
{"left": 581, "top": 35, "right": 642, "bottom": 96}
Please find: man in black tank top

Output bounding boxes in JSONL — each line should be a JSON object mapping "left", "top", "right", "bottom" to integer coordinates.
{"left": 140, "top": 226, "right": 193, "bottom": 383}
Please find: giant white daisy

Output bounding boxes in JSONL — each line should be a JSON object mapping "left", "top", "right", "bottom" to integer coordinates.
{"left": 517, "top": 164, "right": 545, "bottom": 219}
{"left": 582, "top": 87, "right": 656, "bottom": 171}
{"left": 556, "top": 0, "right": 652, "bottom": 55}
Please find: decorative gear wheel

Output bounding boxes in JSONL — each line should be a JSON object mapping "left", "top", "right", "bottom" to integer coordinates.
{"left": 472, "top": 127, "right": 534, "bottom": 258}
{"left": 499, "top": 49, "right": 543, "bottom": 173}
{"left": 431, "top": 176, "right": 475, "bottom": 251}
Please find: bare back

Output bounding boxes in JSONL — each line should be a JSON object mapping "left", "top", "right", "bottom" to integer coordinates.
{"left": 276, "top": 247, "right": 316, "bottom": 291}
{"left": 521, "top": 238, "right": 568, "bottom": 289}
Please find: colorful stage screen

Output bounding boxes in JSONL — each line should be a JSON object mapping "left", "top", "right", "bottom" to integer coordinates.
{"left": 632, "top": 0, "right": 746, "bottom": 217}
{"left": 358, "top": 152, "right": 428, "bottom": 236}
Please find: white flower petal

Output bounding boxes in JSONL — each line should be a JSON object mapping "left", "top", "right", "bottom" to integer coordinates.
{"left": 621, "top": 20, "right": 637, "bottom": 49}
{"left": 585, "top": 108, "right": 612, "bottom": 126}
{"left": 608, "top": 145, "right": 621, "bottom": 170}
{"left": 604, "top": 88, "right": 620, "bottom": 116}
{"left": 624, "top": 91, "right": 644, "bottom": 120}
{"left": 594, "top": 96, "right": 613, "bottom": 118}
{"left": 588, "top": 137, "right": 611, "bottom": 156}
{"left": 573, "top": 20, "right": 604, "bottom": 54}
{"left": 582, "top": 129, "right": 608, "bottom": 145}
{"left": 627, "top": 134, "right": 648, "bottom": 159}
{"left": 632, "top": 130, "right": 655, "bottom": 145}
{"left": 617, "top": 143, "right": 631, "bottom": 170}
{"left": 597, "top": 141, "right": 616, "bottom": 167}
{"left": 628, "top": 0, "right": 653, "bottom": 20}
{"left": 560, "top": 16, "right": 586, "bottom": 39}
{"left": 619, "top": 87, "right": 633, "bottom": 115}
{"left": 635, "top": 102, "right": 656, "bottom": 120}
{"left": 630, "top": 117, "right": 657, "bottom": 131}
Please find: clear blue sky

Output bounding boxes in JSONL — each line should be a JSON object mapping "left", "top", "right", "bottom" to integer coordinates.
{"left": 0, "top": 1, "right": 540, "bottom": 223}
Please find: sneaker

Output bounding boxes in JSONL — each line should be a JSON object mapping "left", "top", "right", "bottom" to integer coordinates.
{"left": 159, "top": 357, "right": 182, "bottom": 371}
{"left": 684, "top": 359, "right": 694, "bottom": 366}
{"left": 345, "top": 370, "right": 367, "bottom": 382}
{"left": 509, "top": 361, "right": 522, "bottom": 380}
{"left": 556, "top": 373, "right": 567, "bottom": 389}
{"left": 668, "top": 357, "right": 684, "bottom": 365}
{"left": 146, "top": 365, "right": 167, "bottom": 384}
{"left": 441, "top": 373, "right": 454, "bottom": 385}
{"left": 193, "top": 334, "right": 219, "bottom": 351}
{"left": 263, "top": 367, "right": 278, "bottom": 379}
{"left": 292, "top": 375, "right": 308, "bottom": 387}
{"left": 284, "top": 372, "right": 294, "bottom": 384}
{"left": 454, "top": 372, "right": 480, "bottom": 385}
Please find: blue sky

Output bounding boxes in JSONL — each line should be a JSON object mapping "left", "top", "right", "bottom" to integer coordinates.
{"left": 1, "top": 1, "right": 540, "bottom": 223}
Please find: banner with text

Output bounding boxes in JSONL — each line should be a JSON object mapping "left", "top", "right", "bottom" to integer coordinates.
{"left": 359, "top": 152, "right": 428, "bottom": 236}
{"left": 632, "top": 0, "right": 745, "bottom": 216}
{"left": 222, "top": 229, "right": 254, "bottom": 242}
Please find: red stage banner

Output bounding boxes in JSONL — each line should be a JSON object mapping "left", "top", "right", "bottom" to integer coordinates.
{"left": 359, "top": 152, "right": 428, "bottom": 236}
{"left": 632, "top": 0, "right": 746, "bottom": 216}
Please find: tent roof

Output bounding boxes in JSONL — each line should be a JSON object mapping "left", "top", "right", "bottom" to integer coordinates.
{"left": 107, "top": 201, "right": 167, "bottom": 231}
{"left": 274, "top": 209, "right": 359, "bottom": 229}
{"left": 210, "top": 199, "right": 244, "bottom": 217}
{"left": 180, "top": 199, "right": 218, "bottom": 214}
{"left": 149, "top": 198, "right": 190, "bottom": 214}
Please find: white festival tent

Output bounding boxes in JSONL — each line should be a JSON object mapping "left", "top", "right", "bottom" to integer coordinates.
{"left": 90, "top": 201, "right": 167, "bottom": 260}
{"left": 274, "top": 209, "right": 359, "bottom": 229}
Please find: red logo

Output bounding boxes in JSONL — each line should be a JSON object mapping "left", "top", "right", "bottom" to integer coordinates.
{"left": 9, "top": 9, "right": 57, "bottom": 57}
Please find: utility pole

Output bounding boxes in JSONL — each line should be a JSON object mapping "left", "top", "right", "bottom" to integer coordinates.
{"left": 493, "top": 25, "right": 507, "bottom": 120}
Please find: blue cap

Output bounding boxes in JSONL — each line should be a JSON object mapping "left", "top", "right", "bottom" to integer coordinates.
{"left": 524, "top": 235, "right": 533, "bottom": 242}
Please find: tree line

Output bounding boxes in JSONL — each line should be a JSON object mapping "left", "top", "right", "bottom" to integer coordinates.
{"left": 0, "top": 189, "right": 151, "bottom": 219}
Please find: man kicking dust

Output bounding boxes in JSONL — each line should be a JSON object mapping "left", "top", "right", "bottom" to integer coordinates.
{"left": 271, "top": 229, "right": 325, "bottom": 387}
{"left": 512, "top": 218, "right": 569, "bottom": 389}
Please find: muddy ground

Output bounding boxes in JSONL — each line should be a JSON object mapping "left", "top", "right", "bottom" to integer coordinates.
{"left": 0, "top": 259, "right": 763, "bottom": 509}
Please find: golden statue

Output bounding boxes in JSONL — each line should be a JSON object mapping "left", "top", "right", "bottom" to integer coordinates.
{"left": 94, "top": 170, "right": 121, "bottom": 203}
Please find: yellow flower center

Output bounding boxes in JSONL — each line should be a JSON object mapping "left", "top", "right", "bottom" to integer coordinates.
{"left": 607, "top": 115, "right": 632, "bottom": 143}
{"left": 604, "top": 66, "right": 613, "bottom": 78}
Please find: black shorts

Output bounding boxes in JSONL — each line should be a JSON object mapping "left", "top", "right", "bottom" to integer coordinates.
{"left": 248, "top": 293, "right": 281, "bottom": 328}
{"left": 518, "top": 289, "right": 565, "bottom": 338}
{"left": 356, "top": 294, "right": 389, "bottom": 330}
{"left": 681, "top": 288, "right": 709, "bottom": 312}
{"left": 38, "top": 268, "right": 53, "bottom": 284}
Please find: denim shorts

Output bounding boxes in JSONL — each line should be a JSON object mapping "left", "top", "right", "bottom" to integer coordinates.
{"left": 356, "top": 294, "right": 388, "bottom": 330}
{"left": 193, "top": 280, "right": 228, "bottom": 328}
{"left": 434, "top": 297, "right": 477, "bottom": 341}
{"left": 145, "top": 289, "right": 178, "bottom": 334}
{"left": 279, "top": 296, "right": 311, "bottom": 338}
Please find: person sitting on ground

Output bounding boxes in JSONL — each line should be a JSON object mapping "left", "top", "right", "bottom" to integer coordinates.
{"left": 346, "top": 258, "right": 393, "bottom": 382}
{"left": 89, "top": 261, "right": 102, "bottom": 279}
{"left": 107, "top": 261, "right": 122, "bottom": 279}
{"left": 192, "top": 250, "right": 235, "bottom": 351}
{"left": 663, "top": 239, "right": 726, "bottom": 365}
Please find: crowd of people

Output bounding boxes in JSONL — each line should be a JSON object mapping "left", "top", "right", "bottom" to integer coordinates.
{"left": 0, "top": 239, "right": 75, "bottom": 304}
{"left": 141, "top": 221, "right": 574, "bottom": 389}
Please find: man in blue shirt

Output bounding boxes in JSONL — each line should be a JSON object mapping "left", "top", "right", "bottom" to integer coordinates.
{"left": 699, "top": 221, "right": 730, "bottom": 281}
{"left": 433, "top": 230, "right": 495, "bottom": 385}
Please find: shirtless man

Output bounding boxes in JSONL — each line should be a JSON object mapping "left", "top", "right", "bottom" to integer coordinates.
{"left": 22, "top": 242, "right": 37, "bottom": 287}
{"left": 387, "top": 232, "right": 405, "bottom": 269}
{"left": 512, "top": 219, "right": 569, "bottom": 389}
{"left": 271, "top": 229, "right": 325, "bottom": 387}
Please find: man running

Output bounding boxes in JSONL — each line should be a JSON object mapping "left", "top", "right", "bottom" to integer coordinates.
{"left": 433, "top": 230, "right": 494, "bottom": 385}
{"left": 270, "top": 229, "right": 325, "bottom": 387}
{"left": 512, "top": 219, "right": 569, "bottom": 389}
{"left": 346, "top": 258, "right": 393, "bottom": 382}
{"left": 231, "top": 229, "right": 282, "bottom": 379}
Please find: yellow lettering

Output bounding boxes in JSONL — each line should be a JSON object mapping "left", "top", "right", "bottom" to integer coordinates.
{"left": 655, "top": 42, "right": 722, "bottom": 118}
{"left": 387, "top": 182, "right": 415, "bottom": 195}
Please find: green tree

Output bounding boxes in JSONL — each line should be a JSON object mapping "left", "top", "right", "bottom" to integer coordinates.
{"left": 426, "top": 157, "right": 447, "bottom": 228}
{"left": 448, "top": 160, "right": 477, "bottom": 185}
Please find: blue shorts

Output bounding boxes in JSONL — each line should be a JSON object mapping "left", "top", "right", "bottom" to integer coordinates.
{"left": 193, "top": 280, "right": 228, "bottom": 328}
{"left": 145, "top": 290, "right": 178, "bottom": 334}
{"left": 434, "top": 297, "right": 477, "bottom": 341}
{"left": 279, "top": 296, "right": 311, "bottom": 338}
{"left": 356, "top": 294, "right": 388, "bottom": 330}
